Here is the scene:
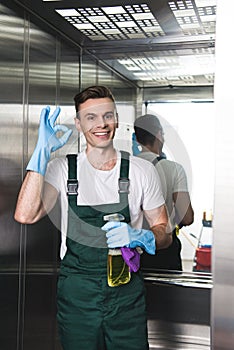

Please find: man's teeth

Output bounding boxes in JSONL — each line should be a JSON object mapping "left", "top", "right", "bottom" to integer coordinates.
{"left": 94, "top": 132, "right": 108, "bottom": 135}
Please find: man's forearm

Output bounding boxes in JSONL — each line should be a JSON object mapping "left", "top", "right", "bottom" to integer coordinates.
{"left": 151, "top": 223, "right": 172, "bottom": 249}
{"left": 14, "top": 171, "right": 46, "bottom": 224}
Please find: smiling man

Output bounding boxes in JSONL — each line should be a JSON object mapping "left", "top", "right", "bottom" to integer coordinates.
{"left": 14, "top": 85, "right": 172, "bottom": 350}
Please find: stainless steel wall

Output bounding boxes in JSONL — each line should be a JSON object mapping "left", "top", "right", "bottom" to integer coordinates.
{"left": 0, "top": 2, "right": 136, "bottom": 350}
{"left": 212, "top": 1, "right": 234, "bottom": 349}
{"left": 0, "top": 4, "right": 25, "bottom": 349}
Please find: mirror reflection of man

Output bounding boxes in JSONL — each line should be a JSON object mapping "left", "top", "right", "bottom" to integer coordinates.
{"left": 134, "top": 114, "right": 194, "bottom": 271}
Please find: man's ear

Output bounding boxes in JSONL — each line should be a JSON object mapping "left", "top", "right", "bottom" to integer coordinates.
{"left": 116, "top": 113, "right": 119, "bottom": 128}
{"left": 74, "top": 117, "right": 82, "bottom": 132}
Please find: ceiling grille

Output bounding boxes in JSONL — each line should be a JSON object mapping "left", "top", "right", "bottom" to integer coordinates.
{"left": 55, "top": 4, "right": 165, "bottom": 41}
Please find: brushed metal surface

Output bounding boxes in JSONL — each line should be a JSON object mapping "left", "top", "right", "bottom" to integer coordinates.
{"left": 145, "top": 273, "right": 211, "bottom": 350}
{"left": 212, "top": 1, "right": 234, "bottom": 349}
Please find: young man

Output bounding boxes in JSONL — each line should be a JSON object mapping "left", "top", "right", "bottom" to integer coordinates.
{"left": 14, "top": 86, "right": 172, "bottom": 350}
{"left": 134, "top": 113, "right": 194, "bottom": 271}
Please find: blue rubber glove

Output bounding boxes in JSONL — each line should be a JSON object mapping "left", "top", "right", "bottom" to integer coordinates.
{"left": 132, "top": 132, "right": 141, "bottom": 156}
{"left": 26, "top": 106, "right": 72, "bottom": 176}
{"left": 102, "top": 221, "right": 156, "bottom": 255}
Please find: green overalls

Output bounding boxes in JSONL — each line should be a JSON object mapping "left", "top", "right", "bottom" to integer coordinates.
{"left": 141, "top": 156, "right": 182, "bottom": 271}
{"left": 57, "top": 151, "right": 149, "bottom": 350}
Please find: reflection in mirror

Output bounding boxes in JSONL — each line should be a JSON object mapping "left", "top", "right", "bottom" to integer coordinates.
{"left": 142, "top": 101, "right": 215, "bottom": 274}
{"left": 133, "top": 112, "right": 194, "bottom": 273}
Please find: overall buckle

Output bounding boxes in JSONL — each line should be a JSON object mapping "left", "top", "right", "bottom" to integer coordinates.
{"left": 118, "top": 177, "right": 130, "bottom": 194}
{"left": 67, "top": 179, "right": 78, "bottom": 195}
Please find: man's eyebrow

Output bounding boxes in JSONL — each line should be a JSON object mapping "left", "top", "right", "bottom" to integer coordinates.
{"left": 84, "top": 111, "right": 115, "bottom": 117}
{"left": 84, "top": 112, "right": 96, "bottom": 117}
{"left": 104, "top": 111, "right": 115, "bottom": 114}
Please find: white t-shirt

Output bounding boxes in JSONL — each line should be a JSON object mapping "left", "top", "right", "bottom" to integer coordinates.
{"left": 137, "top": 151, "right": 189, "bottom": 225}
{"left": 45, "top": 150, "right": 165, "bottom": 259}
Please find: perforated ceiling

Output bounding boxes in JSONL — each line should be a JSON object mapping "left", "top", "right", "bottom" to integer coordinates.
{"left": 17, "top": 0, "right": 216, "bottom": 88}
{"left": 55, "top": 1, "right": 216, "bottom": 41}
{"left": 55, "top": 4, "right": 164, "bottom": 41}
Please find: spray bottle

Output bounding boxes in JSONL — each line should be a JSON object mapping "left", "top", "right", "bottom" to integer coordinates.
{"left": 103, "top": 213, "right": 131, "bottom": 287}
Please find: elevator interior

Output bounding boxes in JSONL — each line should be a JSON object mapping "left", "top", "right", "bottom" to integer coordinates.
{"left": 0, "top": 1, "right": 217, "bottom": 349}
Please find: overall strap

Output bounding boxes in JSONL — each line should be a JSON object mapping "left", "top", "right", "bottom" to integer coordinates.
{"left": 119, "top": 150, "right": 130, "bottom": 195}
{"left": 118, "top": 151, "right": 130, "bottom": 223}
{"left": 67, "top": 152, "right": 130, "bottom": 194}
{"left": 152, "top": 155, "right": 164, "bottom": 166}
{"left": 66, "top": 151, "right": 130, "bottom": 209}
{"left": 66, "top": 154, "right": 78, "bottom": 207}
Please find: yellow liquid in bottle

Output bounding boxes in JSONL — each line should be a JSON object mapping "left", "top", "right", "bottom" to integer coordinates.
{"left": 107, "top": 249, "right": 131, "bottom": 287}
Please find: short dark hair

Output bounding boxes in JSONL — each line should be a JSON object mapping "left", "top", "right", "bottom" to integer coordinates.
{"left": 74, "top": 85, "right": 116, "bottom": 114}
{"left": 134, "top": 114, "right": 162, "bottom": 146}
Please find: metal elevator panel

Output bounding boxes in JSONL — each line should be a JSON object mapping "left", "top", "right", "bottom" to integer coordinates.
{"left": 145, "top": 272, "right": 211, "bottom": 350}
{"left": 0, "top": 5, "right": 25, "bottom": 349}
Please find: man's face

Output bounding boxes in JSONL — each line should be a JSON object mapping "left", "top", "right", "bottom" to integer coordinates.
{"left": 75, "top": 97, "right": 118, "bottom": 150}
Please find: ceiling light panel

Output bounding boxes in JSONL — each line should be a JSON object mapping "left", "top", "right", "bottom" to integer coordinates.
{"left": 56, "top": 9, "right": 80, "bottom": 16}
{"left": 168, "top": 0, "right": 216, "bottom": 35}
{"left": 117, "top": 53, "right": 215, "bottom": 82}
{"left": 55, "top": 4, "right": 165, "bottom": 40}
